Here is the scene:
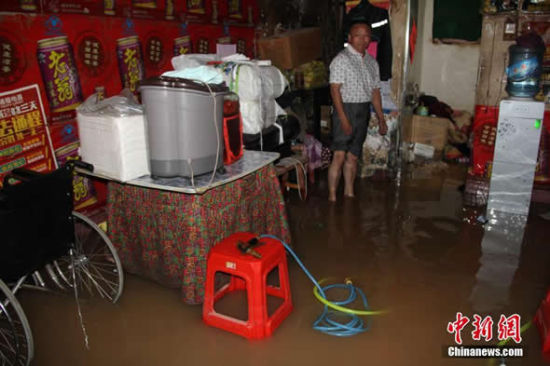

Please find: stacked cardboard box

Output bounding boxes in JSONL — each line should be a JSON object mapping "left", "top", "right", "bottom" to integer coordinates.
{"left": 258, "top": 28, "right": 321, "bottom": 70}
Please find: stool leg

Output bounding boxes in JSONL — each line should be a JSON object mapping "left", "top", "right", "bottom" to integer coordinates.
{"left": 264, "top": 256, "right": 293, "bottom": 338}
{"left": 204, "top": 271, "right": 254, "bottom": 339}
{"left": 228, "top": 275, "right": 247, "bottom": 291}
{"left": 247, "top": 273, "right": 268, "bottom": 339}
{"left": 266, "top": 264, "right": 284, "bottom": 298}
{"left": 203, "top": 267, "right": 216, "bottom": 317}
{"left": 278, "top": 257, "right": 292, "bottom": 303}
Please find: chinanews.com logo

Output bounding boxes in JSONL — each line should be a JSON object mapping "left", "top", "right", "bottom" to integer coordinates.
{"left": 445, "top": 312, "right": 525, "bottom": 359}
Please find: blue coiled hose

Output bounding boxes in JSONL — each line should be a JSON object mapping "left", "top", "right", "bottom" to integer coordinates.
{"left": 260, "top": 234, "right": 383, "bottom": 337}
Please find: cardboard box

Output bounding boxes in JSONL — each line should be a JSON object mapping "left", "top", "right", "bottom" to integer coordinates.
{"left": 258, "top": 28, "right": 321, "bottom": 70}
{"left": 402, "top": 115, "right": 451, "bottom": 151}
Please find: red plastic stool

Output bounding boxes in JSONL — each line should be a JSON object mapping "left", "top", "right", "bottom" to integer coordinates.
{"left": 202, "top": 232, "right": 293, "bottom": 339}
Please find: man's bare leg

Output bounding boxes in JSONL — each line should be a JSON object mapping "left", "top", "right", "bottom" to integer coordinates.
{"left": 328, "top": 151, "right": 346, "bottom": 202}
{"left": 343, "top": 152, "right": 358, "bottom": 197}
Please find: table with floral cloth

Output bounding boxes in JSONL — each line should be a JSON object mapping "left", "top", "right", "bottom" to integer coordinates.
{"left": 106, "top": 151, "right": 291, "bottom": 304}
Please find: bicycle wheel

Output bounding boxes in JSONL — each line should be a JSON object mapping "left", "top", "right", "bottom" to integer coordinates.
{"left": 53, "top": 212, "right": 124, "bottom": 303}
{"left": 0, "top": 279, "right": 33, "bottom": 366}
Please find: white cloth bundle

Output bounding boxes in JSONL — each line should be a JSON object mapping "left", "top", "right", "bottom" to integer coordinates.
{"left": 240, "top": 99, "right": 285, "bottom": 135}
{"left": 240, "top": 100, "right": 263, "bottom": 134}
{"left": 259, "top": 65, "right": 287, "bottom": 98}
{"left": 231, "top": 62, "right": 288, "bottom": 134}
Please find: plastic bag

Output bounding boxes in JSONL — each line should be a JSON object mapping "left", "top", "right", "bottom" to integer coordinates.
{"left": 76, "top": 89, "right": 143, "bottom": 117}
{"left": 171, "top": 53, "right": 217, "bottom": 70}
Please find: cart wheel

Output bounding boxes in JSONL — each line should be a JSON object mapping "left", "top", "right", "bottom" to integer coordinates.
{"left": 43, "top": 264, "right": 67, "bottom": 291}
{"left": 52, "top": 212, "right": 124, "bottom": 303}
{"left": 0, "top": 279, "right": 33, "bottom": 366}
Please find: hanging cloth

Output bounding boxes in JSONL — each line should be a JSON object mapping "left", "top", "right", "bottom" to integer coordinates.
{"left": 343, "top": 0, "right": 393, "bottom": 81}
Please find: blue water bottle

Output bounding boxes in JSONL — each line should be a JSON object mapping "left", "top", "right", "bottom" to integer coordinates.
{"left": 506, "top": 45, "right": 544, "bottom": 98}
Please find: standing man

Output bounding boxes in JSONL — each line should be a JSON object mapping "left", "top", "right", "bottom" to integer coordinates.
{"left": 328, "top": 21, "right": 387, "bottom": 202}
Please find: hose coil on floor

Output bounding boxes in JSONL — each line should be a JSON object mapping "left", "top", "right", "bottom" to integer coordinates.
{"left": 260, "top": 235, "right": 387, "bottom": 337}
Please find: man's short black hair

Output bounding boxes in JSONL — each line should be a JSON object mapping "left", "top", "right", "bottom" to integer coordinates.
{"left": 346, "top": 18, "right": 378, "bottom": 41}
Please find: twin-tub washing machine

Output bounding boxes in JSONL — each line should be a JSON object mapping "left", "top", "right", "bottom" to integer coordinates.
{"left": 140, "top": 76, "right": 229, "bottom": 178}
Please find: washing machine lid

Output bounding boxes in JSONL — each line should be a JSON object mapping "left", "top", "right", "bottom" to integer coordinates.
{"left": 140, "top": 76, "right": 229, "bottom": 94}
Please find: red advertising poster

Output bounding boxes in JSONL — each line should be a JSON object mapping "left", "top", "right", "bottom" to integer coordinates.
{"left": 42, "top": 0, "right": 103, "bottom": 15}
{"left": 184, "top": 0, "right": 211, "bottom": 22}
{"left": 41, "top": 0, "right": 131, "bottom": 17}
{"left": 0, "top": 11, "right": 255, "bottom": 121}
{"left": 136, "top": 19, "right": 178, "bottom": 77}
{"left": 220, "top": 0, "right": 257, "bottom": 25}
{"left": 0, "top": 84, "right": 56, "bottom": 187}
{"left": 116, "top": 35, "right": 145, "bottom": 94}
{"left": 174, "top": 35, "right": 193, "bottom": 55}
{"left": 227, "top": 0, "right": 243, "bottom": 20}
{"left": 133, "top": 0, "right": 157, "bottom": 8}
{"left": 0, "top": 29, "right": 28, "bottom": 87}
{"left": 188, "top": 0, "right": 206, "bottom": 14}
{"left": 130, "top": 0, "right": 165, "bottom": 20}
{"left": 165, "top": 0, "right": 176, "bottom": 20}
{"left": 0, "top": 0, "right": 42, "bottom": 13}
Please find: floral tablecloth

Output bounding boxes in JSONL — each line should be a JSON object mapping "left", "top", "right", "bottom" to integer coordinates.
{"left": 107, "top": 164, "right": 291, "bottom": 304}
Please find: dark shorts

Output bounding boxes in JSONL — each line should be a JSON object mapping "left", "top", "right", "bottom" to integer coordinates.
{"left": 331, "top": 102, "right": 371, "bottom": 157}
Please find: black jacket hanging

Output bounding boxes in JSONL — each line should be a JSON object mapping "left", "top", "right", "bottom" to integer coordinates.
{"left": 343, "top": 0, "right": 393, "bottom": 81}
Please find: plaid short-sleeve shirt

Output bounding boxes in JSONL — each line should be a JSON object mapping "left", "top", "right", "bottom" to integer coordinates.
{"left": 329, "top": 46, "right": 381, "bottom": 103}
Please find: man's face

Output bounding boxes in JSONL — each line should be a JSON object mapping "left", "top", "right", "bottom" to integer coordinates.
{"left": 348, "top": 24, "right": 371, "bottom": 54}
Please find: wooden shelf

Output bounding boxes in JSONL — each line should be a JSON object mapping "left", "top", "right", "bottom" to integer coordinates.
{"left": 481, "top": 9, "right": 550, "bottom": 17}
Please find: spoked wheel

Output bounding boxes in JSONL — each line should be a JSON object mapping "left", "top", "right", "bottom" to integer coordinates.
{"left": 0, "top": 279, "right": 33, "bottom": 366}
{"left": 51, "top": 212, "right": 124, "bottom": 303}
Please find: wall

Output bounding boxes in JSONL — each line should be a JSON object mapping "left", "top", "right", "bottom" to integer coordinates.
{"left": 414, "top": 0, "right": 480, "bottom": 112}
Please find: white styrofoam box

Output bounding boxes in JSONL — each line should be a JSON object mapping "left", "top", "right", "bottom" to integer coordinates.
{"left": 487, "top": 161, "right": 537, "bottom": 215}
{"left": 77, "top": 112, "right": 150, "bottom": 181}
{"left": 216, "top": 43, "right": 236, "bottom": 59}
{"left": 413, "top": 142, "right": 435, "bottom": 159}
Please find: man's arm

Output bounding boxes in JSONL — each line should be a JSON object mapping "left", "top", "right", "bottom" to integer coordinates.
{"left": 330, "top": 83, "right": 352, "bottom": 135}
{"left": 371, "top": 88, "right": 387, "bottom": 135}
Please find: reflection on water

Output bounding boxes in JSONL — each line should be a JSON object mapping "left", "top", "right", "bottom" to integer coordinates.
{"left": 398, "top": 216, "right": 462, "bottom": 265}
{"left": 470, "top": 211, "right": 528, "bottom": 314}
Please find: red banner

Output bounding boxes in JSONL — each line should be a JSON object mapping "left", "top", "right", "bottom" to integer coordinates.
{"left": 0, "top": 12, "right": 255, "bottom": 122}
